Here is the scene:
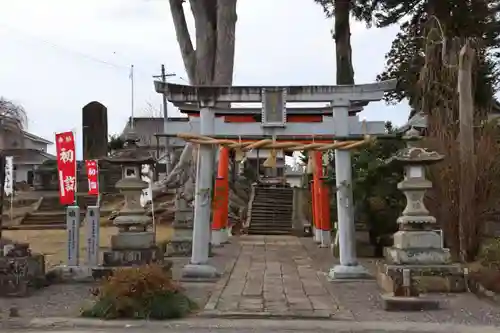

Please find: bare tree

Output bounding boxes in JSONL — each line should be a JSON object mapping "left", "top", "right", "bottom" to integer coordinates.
{"left": 0, "top": 98, "right": 27, "bottom": 146}
{"left": 154, "top": 0, "right": 238, "bottom": 199}
{"left": 0, "top": 98, "right": 27, "bottom": 239}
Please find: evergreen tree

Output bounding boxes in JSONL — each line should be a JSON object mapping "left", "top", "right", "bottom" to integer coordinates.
{"left": 369, "top": 0, "right": 500, "bottom": 116}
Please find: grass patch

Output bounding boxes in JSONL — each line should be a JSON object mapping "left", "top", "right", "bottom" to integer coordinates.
{"left": 3, "top": 225, "right": 174, "bottom": 268}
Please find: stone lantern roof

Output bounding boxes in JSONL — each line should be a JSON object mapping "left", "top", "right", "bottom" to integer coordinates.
{"left": 392, "top": 147, "right": 444, "bottom": 165}
{"left": 103, "top": 131, "right": 156, "bottom": 165}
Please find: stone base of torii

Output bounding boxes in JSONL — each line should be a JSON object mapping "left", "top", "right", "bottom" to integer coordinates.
{"left": 154, "top": 79, "right": 397, "bottom": 280}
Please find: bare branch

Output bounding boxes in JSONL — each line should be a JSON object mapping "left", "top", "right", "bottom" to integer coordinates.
{"left": 169, "top": 0, "right": 196, "bottom": 82}
{"left": 0, "top": 98, "right": 28, "bottom": 149}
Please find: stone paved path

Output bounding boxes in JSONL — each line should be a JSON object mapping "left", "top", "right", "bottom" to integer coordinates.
{"left": 205, "top": 235, "right": 500, "bottom": 326}
{"left": 205, "top": 235, "right": 347, "bottom": 318}
{"left": 301, "top": 237, "right": 500, "bottom": 326}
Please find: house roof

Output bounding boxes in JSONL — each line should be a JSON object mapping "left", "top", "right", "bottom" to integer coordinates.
{"left": 3, "top": 148, "right": 56, "bottom": 163}
{"left": 121, "top": 117, "right": 165, "bottom": 147}
{"left": 22, "top": 130, "right": 53, "bottom": 144}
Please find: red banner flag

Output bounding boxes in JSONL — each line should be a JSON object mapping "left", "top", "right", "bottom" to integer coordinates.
{"left": 85, "top": 160, "right": 99, "bottom": 196}
{"left": 55, "top": 131, "right": 76, "bottom": 205}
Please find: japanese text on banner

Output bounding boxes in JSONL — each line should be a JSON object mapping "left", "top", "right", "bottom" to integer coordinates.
{"left": 4, "top": 156, "right": 13, "bottom": 197}
{"left": 85, "top": 160, "right": 99, "bottom": 196}
{"left": 56, "top": 131, "right": 76, "bottom": 205}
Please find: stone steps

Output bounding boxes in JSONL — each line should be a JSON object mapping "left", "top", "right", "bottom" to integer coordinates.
{"left": 21, "top": 212, "right": 85, "bottom": 225}
{"left": 251, "top": 206, "right": 293, "bottom": 212}
{"left": 4, "top": 224, "right": 67, "bottom": 230}
{"left": 37, "top": 195, "right": 98, "bottom": 212}
{"left": 247, "top": 228, "right": 292, "bottom": 235}
{"left": 248, "top": 186, "right": 294, "bottom": 235}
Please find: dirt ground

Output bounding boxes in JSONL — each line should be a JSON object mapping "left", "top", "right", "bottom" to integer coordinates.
{"left": 3, "top": 225, "right": 174, "bottom": 268}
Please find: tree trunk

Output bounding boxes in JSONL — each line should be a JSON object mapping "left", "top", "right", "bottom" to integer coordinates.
{"left": 158, "top": 0, "right": 238, "bottom": 202}
{"left": 457, "top": 40, "right": 476, "bottom": 262}
{"left": 334, "top": 0, "right": 354, "bottom": 85}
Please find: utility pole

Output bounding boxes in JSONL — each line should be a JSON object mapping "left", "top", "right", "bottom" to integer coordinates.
{"left": 153, "top": 64, "right": 175, "bottom": 175}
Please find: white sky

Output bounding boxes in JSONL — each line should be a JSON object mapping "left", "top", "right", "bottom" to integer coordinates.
{"left": 0, "top": 0, "right": 409, "bottom": 156}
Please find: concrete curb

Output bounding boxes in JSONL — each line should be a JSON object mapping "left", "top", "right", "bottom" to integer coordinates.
{"left": 2, "top": 317, "right": 500, "bottom": 332}
{"left": 197, "top": 310, "right": 333, "bottom": 320}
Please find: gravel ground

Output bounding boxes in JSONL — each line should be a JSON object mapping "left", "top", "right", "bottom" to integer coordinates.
{"left": 301, "top": 238, "right": 500, "bottom": 326}
{"left": 0, "top": 241, "right": 240, "bottom": 318}
{"left": 2, "top": 236, "right": 498, "bottom": 328}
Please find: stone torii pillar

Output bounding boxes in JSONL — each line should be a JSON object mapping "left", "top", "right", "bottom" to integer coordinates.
{"left": 154, "top": 80, "right": 397, "bottom": 280}
{"left": 329, "top": 98, "right": 368, "bottom": 279}
{"left": 183, "top": 104, "right": 218, "bottom": 278}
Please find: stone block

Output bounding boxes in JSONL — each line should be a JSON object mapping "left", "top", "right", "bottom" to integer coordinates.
{"left": 356, "top": 242, "right": 376, "bottom": 258}
{"left": 92, "top": 260, "right": 173, "bottom": 280}
{"left": 46, "top": 265, "right": 94, "bottom": 283}
{"left": 381, "top": 294, "right": 440, "bottom": 311}
{"left": 376, "top": 262, "right": 465, "bottom": 293}
{"left": 385, "top": 247, "right": 451, "bottom": 265}
{"left": 114, "top": 215, "right": 151, "bottom": 227}
{"left": 110, "top": 232, "right": 155, "bottom": 250}
{"left": 393, "top": 231, "right": 442, "bottom": 249}
{"left": 102, "top": 247, "right": 162, "bottom": 267}
{"left": 164, "top": 239, "right": 192, "bottom": 257}
{"left": 355, "top": 229, "right": 371, "bottom": 244}
{"left": 172, "top": 228, "right": 193, "bottom": 239}
{"left": 0, "top": 254, "right": 46, "bottom": 297}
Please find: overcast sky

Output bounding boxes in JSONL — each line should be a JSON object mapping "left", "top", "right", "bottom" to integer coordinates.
{"left": 0, "top": 0, "right": 408, "bottom": 155}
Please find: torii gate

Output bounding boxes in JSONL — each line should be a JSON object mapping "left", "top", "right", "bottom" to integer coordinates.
{"left": 155, "top": 80, "right": 397, "bottom": 280}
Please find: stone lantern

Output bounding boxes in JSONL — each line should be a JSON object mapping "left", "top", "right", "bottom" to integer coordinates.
{"left": 378, "top": 128, "right": 464, "bottom": 298}
{"left": 101, "top": 131, "right": 160, "bottom": 267}
{"left": 386, "top": 128, "right": 449, "bottom": 265}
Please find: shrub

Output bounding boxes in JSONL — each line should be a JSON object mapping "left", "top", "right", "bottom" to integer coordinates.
{"left": 478, "top": 238, "right": 500, "bottom": 270}
{"left": 81, "top": 264, "right": 197, "bottom": 320}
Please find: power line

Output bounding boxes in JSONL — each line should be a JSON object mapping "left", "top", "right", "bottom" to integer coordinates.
{"left": 0, "top": 21, "right": 158, "bottom": 78}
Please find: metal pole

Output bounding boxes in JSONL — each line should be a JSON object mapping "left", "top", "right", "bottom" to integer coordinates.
{"left": 154, "top": 65, "right": 175, "bottom": 175}
{"left": 161, "top": 65, "right": 169, "bottom": 174}
{"left": 130, "top": 64, "right": 135, "bottom": 130}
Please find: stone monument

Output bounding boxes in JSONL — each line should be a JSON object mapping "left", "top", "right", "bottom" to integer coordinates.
{"left": 102, "top": 132, "right": 162, "bottom": 267}
{"left": 82, "top": 101, "right": 108, "bottom": 160}
{"left": 377, "top": 128, "right": 464, "bottom": 296}
{"left": 164, "top": 193, "right": 194, "bottom": 257}
{"left": 0, "top": 241, "right": 46, "bottom": 297}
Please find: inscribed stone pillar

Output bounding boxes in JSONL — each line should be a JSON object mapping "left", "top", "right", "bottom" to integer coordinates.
{"left": 82, "top": 101, "right": 108, "bottom": 160}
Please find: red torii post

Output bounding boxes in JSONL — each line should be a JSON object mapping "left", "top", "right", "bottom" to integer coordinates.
{"left": 313, "top": 151, "right": 331, "bottom": 247}
{"left": 212, "top": 147, "right": 230, "bottom": 246}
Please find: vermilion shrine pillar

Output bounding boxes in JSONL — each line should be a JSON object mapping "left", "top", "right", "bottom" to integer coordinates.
{"left": 212, "top": 147, "right": 230, "bottom": 246}
{"left": 310, "top": 152, "right": 323, "bottom": 244}
{"left": 313, "top": 151, "right": 331, "bottom": 247}
{"left": 321, "top": 177, "right": 331, "bottom": 246}
{"left": 311, "top": 179, "right": 320, "bottom": 243}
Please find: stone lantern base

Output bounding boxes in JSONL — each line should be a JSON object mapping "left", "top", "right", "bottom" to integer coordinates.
{"left": 385, "top": 230, "right": 451, "bottom": 265}
{"left": 377, "top": 262, "right": 465, "bottom": 294}
{"left": 377, "top": 231, "right": 465, "bottom": 293}
{"left": 102, "top": 247, "right": 163, "bottom": 267}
